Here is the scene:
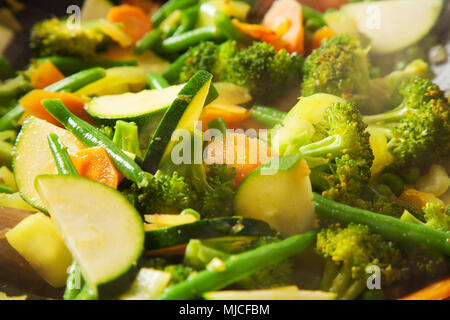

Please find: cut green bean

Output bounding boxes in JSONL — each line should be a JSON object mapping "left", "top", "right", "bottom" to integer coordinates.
{"left": 47, "top": 133, "right": 79, "bottom": 176}
{"left": 0, "top": 183, "right": 14, "bottom": 194}
{"left": 152, "top": 0, "right": 199, "bottom": 27}
{"left": 45, "top": 67, "right": 106, "bottom": 93}
{"left": 64, "top": 261, "right": 84, "bottom": 300}
{"left": 134, "top": 29, "right": 163, "bottom": 56}
{"left": 37, "top": 56, "right": 137, "bottom": 75}
{"left": 214, "top": 11, "right": 249, "bottom": 42}
{"left": 0, "top": 67, "right": 106, "bottom": 131}
{"left": 42, "top": 99, "right": 151, "bottom": 188}
{"left": 158, "top": 26, "right": 224, "bottom": 54}
{"left": 172, "top": 5, "right": 199, "bottom": 36}
{"left": 157, "top": 231, "right": 317, "bottom": 299}
{"left": 313, "top": 193, "right": 450, "bottom": 256}
{"left": 161, "top": 52, "right": 189, "bottom": 84}
{"left": 146, "top": 72, "right": 170, "bottom": 90}
{"left": 302, "top": 5, "right": 326, "bottom": 28}
{"left": 208, "top": 117, "right": 228, "bottom": 134}
{"left": 250, "top": 105, "right": 286, "bottom": 127}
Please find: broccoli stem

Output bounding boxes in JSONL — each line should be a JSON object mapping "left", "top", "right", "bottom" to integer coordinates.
{"left": 112, "top": 121, "right": 142, "bottom": 158}
{"left": 363, "top": 104, "right": 409, "bottom": 125}
{"left": 313, "top": 193, "right": 450, "bottom": 256}
{"left": 157, "top": 231, "right": 317, "bottom": 300}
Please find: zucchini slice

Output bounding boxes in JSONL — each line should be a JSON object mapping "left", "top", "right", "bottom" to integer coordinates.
{"left": 13, "top": 117, "right": 83, "bottom": 212}
{"left": 234, "top": 155, "right": 317, "bottom": 236}
{"left": 145, "top": 217, "right": 276, "bottom": 250}
{"left": 340, "top": 0, "right": 443, "bottom": 54}
{"left": 143, "top": 70, "right": 215, "bottom": 172}
{"left": 35, "top": 174, "right": 144, "bottom": 298}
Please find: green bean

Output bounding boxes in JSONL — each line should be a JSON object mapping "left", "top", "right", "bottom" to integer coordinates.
{"left": 379, "top": 173, "right": 404, "bottom": 196}
{"left": 134, "top": 29, "right": 163, "bottom": 56}
{"left": 313, "top": 193, "right": 450, "bottom": 256}
{"left": 47, "top": 133, "right": 78, "bottom": 176}
{"left": 172, "top": 5, "right": 199, "bottom": 36}
{"left": 152, "top": 0, "right": 199, "bottom": 27}
{"left": 0, "top": 67, "right": 106, "bottom": 131}
{"left": 157, "top": 231, "right": 317, "bottom": 299}
{"left": 0, "top": 183, "right": 14, "bottom": 194}
{"left": 207, "top": 117, "right": 228, "bottom": 134}
{"left": 250, "top": 105, "right": 286, "bottom": 127}
{"left": 302, "top": 5, "right": 326, "bottom": 28}
{"left": 214, "top": 11, "right": 249, "bottom": 42}
{"left": 158, "top": 26, "right": 224, "bottom": 54}
{"left": 63, "top": 261, "right": 84, "bottom": 300}
{"left": 45, "top": 67, "right": 106, "bottom": 93}
{"left": 42, "top": 99, "right": 151, "bottom": 188}
{"left": 146, "top": 72, "right": 170, "bottom": 90}
{"left": 37, "top": 56, "right": 137, "bottom": 75}
{"left": 161, "top": 52, "right": 189, "bottom": 84}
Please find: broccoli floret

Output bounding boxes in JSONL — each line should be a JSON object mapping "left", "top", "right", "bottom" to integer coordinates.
{"left": 317, "top": 222, "right": 449, "bottom": 300}
{"left": 277, "top": 101, "right": 373, "bottom": 202}
{"left": 192, "top": 164, "right": 236, "bottom": 218}
{"left": 143, "top": 257, "right": 196, "bottom": 286}
{"left": 30, "top": 18, "right": 115, "bottom": 59}
{"left": 301, "top": 34, "right": 431, "bottom": 114}
{"left": 364, "top": 77, "right": 450, "bottom": 170}
{"left": 179, "top": 40, "right": 303, "bottom": 102}
{"left": 124, "top": 164, "right": 235, "bottom": 218}
{"left": 317, "top": 223, "right": 404, "bottom": 300}
{"left": 423, "top": 201, "right": 450, "bottom": 233}
{"left": 124, "top": 171, "right": 193, "bottom": 214}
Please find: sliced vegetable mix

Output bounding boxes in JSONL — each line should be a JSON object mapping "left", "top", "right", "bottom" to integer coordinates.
{"left": 0, "top": 0, "right": 449, "bottom": 302}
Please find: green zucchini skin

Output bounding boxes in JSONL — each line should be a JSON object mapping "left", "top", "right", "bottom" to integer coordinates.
{"left": 143, "top": 70, "right": 213, "bottom": 173}
{"left": 145, "top": 217, "right": 276, "bottom": 250}
{"left": 42, "top": 99, "right": 151, "bottom": 188}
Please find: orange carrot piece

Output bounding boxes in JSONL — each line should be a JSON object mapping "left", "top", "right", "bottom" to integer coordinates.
{"left": 200, "top": 104, "right": 250, "bottom": 126}
{"left": 312, "top": 26, "right": 336, "bottom": 50}
{"left": 122, "top": 0, "right": 154, "bottom": 13}
{"left": 108, "top": 4, "right": 152, "bottom": 42}
{"left": 399, "top": 277, "right": 450, "bottom": 300}
{"left": 205, "top": 132, "right": 276, "bottom": 187}
{"left": 19, "top": 90, "right": 89, "bottom": 126}
{"left": 262, "top": 0, "right": 305, "bottom": 54}
{"left": 71, "top": 147, "right": 122, "bottom": 189}
{"left": 30, "top": 60, "right": 65, "bottom": 89}
{"left": 232, "top": 19, "right": 281, "bottom": 48}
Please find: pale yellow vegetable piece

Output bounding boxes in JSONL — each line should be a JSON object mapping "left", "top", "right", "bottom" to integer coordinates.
{"left": 0, "top": 166, "right": 16, "bottom": 190}
{"left": 144, "top": 213, "right": 197, "bottom": 227}
{"left": 204, "top": 286, "right": 337, "bottom": 300}
{"left": 416, "top": 164, "right": 450, "bottom": 197}
{"left": 5, "top": 212, "right": 72, "bottom": 288}
{"left": 0, "top": 193, "right": 35, "bottom": 211}
{"left": 367, "top": 127, "right": 395, "bottom": 177}
{"left": 0, "top": 291, "right": 27, "bottom": 300}
{"left": 120, "top": 268, "right": 171, "bottom": 300}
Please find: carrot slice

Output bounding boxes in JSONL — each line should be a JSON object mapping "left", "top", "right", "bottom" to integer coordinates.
{"left": 312, "top": 26, "right": 336, "bottom": 50}
{"left": 19, "top": 90, "right": 89, "bottom": 126}
{"left": 205, "top": 132, "right": 276, "bottom": 187}
{"left": 108, "top": 4, "right": 152, "bottom": 42}
{"left": 232, "top": 19, "right": 282, "bottom": 49}
{"left": 122, "top": 0, "right": 154, "bottom": 13}
{"left": 30, "top": 60, "right": 65, "bottom": 89}
{"left": 399, "top": 277, "right": 450, "bottom": 300}
{"left": 262, "top": 0, "right": 305, "bottom": 54}
{"left": 70, "top": 147, "right": 122, "bottom": 189}
{"left": 200, "top": 104, "right": 250, "bottom": 126}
